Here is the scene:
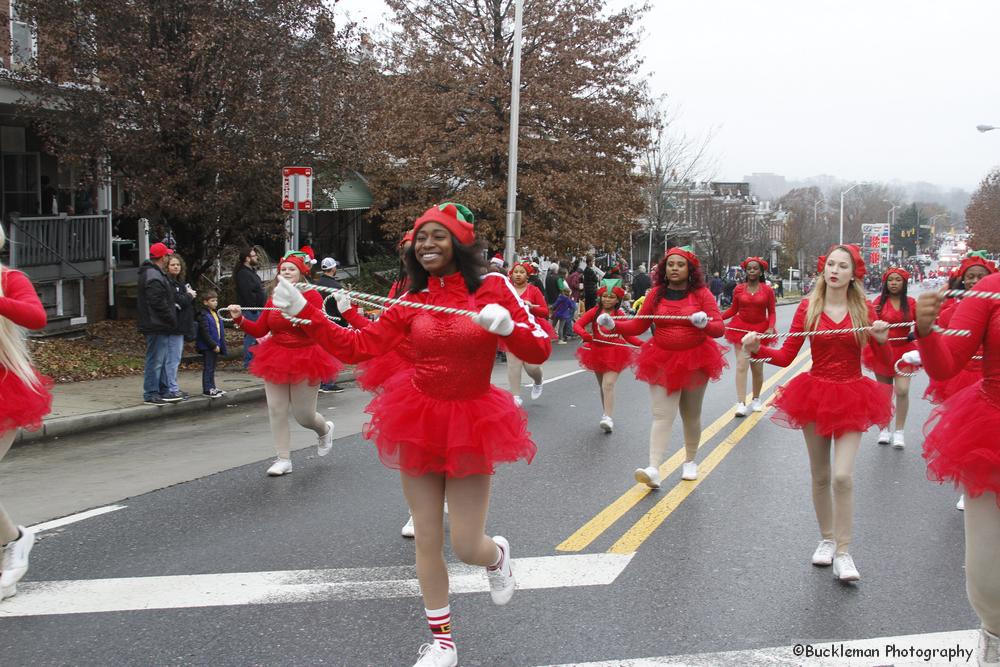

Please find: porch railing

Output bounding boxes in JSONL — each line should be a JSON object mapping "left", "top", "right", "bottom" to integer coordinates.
{"left": 7, "top": 212, "right": 111, "bottom": 271}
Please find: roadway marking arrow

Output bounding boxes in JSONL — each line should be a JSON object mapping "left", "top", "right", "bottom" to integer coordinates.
{"left": 0, "top": 553, "right": 634, "bottom": 617}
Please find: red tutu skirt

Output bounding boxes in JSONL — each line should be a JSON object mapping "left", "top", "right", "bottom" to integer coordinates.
{"left": 724, "top": 317, "right": 769, "bottom": 345}
{"left": 923, "top": 382, "right": 1000, "bottom": 502}
{"left": 862, "top": 341, "right": 916, "bottom": 378}
{"left": 632, "top": 339, "right": 728, "bottom": 393}
{"left": 771, "top": 372, "right": 893, "bottom": 438}
{"left": 355, "top": 350, "right": 414, "bottom": 393}
{"left": 924, "top": 367, "right": 982, "bottom": 405}
{"left": 248, "top": 338, "right": 342, "bottom": 385}
{"left": 362, "top": 374, "right": 536, "bottom": 477}
{"left": 0, "top": 369, "right": 54, "bottom": 432}
{"left": 576, "top": 342, "right": 636, "bottom": 374}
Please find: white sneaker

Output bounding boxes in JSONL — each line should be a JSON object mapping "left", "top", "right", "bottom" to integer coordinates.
{"left": 266, "top": 458, "right": 292, "bottom": 476}
{"left": 401, "top": 514, "right": 415, "bottom": 538}
{"left": 0, "top": 527, "right": 35, "bottom": 599}
{"left": 979, "top": 628, "right": 1000, "bottom": 667}
{"left": 599, "top": 415, "right": 613, "bottom": 433}
{"left": 877, "top": 428, "right": 891, "bottom": 444}
{"left": 681, "top": 461, "right": 698, "bottom": 481}
{"left": 413, "top": 642, "right": 458, "bottom": 667}
{"left": 811, "top": 539, "right": 836, "bottom": 566}
{"left": 832, "top": 552, "right": 860, "bottom": 581}
{"left": 957, "top": 495, "right": 965, "bottom": 511}
{"left": 530, "top": 383, "right": 544, "bottom": 400}
{"left": 749, "top": 398, "right": 763, "bottom": 412}
{"left": 734, "top": 402, "right": 748, "bottom": 417}
{"left": 891, "top": 430, "right": 905, "bottom": 449}
{"left": 634, "top": 466, "right": 661, "bottom": 489}
{"left": 513, "top": 395, "right": 523, "bottom": 407}
{"left": 486, "top": 535, "right": 515, "bottom": 605}
{"left": 317, "top": 421, "right": 335, "bottom": 457}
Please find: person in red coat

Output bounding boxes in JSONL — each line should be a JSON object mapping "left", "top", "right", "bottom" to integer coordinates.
{"left": 597, "top": 247, "right": 726, "bottom": 487}
{"left": 227, "top": 252, "right": 338, "bottom": 476}
{"left": 914, "top": 272, "right": 1000, "bottom": 665}
{"left": 270, "top": 203, "right": 551, "bottom": 667}
{"left": 721, "top": 256, "right": 776, "bottom": 416}
{"left": 0, "top": 226, "right": 52, "bottom": 600}
{"left": 862, "top": 267, "right": 917, "bottom": 448}
{"left": 743, "top": 245, "right": 892, "bottom": 582}
{"left": 505, "top": 262, "right": 552, "bottom": 405}
{"left": 573, "top": 285, "right": 643, "bottom": 433}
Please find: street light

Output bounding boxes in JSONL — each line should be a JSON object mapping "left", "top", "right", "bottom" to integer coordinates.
{"left": 839, "top": 182, "right": 871, "bottom": 245}
{"left": 885, "top": 203, "right": 900, "bottom": 267}
{"left": 976, "top": 124, "right": 998, "bottom": 133}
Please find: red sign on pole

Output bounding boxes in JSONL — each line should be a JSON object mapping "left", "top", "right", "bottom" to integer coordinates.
{"left": 282, "top": 167, "right": 313, "bottom": 211}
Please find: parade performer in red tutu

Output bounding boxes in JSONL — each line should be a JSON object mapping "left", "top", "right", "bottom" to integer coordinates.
{"left": 505, "top": 261, "right": 553, "bottom": 405}
{"left": 862, "top": 267, "right": 917, "bottom": 449}
{"left": 270, "top": 203, "right": 550, "bottom": 667}
{"left": 721, "top": 256, "right": 776, "bottom": 417}
{"left": 597, "top": 247, "right": 726, "bottom": 487}
{"left": 743, "top": 245, "right": 892, "bottom": 582}
{"left": 914, "top": 271, "right": 1000, "bottom": 666}
{"left": 573, "top": 285, "right": 643, "bottom": 433}
{"left": 0, "top": 225, "right": 52, "bottom": 600}
{"left": 227, "top": 252, "right": 338, "bottom": 476}
{"left": 924, "top": 254, "right": 995, "bottom": 407}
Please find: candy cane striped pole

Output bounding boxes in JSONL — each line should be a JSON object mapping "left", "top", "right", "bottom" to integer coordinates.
{"left": 298, "top": 283, "right": 479, "bottom": 318}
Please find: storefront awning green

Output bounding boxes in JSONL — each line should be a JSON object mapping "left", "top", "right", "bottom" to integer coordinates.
{"left": 313, "top": 176, "right": 373, "bottom": 212}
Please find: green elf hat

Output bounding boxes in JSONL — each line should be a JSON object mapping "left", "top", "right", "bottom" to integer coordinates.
{"left": 600, "top": 277, "right": 623, "bottom": 291}
{"left": 439, "top": 202, "right": 475, "bottom": 225}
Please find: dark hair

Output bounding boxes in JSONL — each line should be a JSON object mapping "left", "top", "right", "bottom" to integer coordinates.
{"left": 876, "top": 274, "right": 909, "bottom": 319}
{"left": 235, "top": 247, "right": 255, "bottom": 273}
{"left": 651, "top": 253, "right": 705, "bottom": 304}
{"left": 404, "top": 235, "right": 488, "bottom": 294}
{"left": 201, "top": 289, "right": 218, "bottom": 301}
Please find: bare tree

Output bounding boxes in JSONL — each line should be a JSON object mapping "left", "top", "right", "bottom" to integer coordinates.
{"left": 966, "top": 169, "right": 1000, "bottom": 254}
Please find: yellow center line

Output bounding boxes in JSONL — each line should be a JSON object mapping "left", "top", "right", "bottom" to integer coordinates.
{"left": 556, "top": 350, "right": 811, "bottom": 552}
{"left": 608, "top": 360, "right": 813, "bottom": 554}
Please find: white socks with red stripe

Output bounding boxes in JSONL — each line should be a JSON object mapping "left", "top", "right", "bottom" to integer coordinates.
{"left": 425, "top": 605, "right": 454, "bottom": 651}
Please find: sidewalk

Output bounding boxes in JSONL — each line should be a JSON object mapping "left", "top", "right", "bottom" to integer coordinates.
{"left": 16, "top": 366, "right": 355, "bottom": 446}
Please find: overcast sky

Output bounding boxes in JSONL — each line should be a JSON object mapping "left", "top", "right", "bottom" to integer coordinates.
{"left": 339, "top": 0, "right": 1000, "bottom": 191}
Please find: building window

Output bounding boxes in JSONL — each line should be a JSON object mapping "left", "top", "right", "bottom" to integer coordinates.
{"left": 9, "top": 2, "right": 37, "bottom": 70}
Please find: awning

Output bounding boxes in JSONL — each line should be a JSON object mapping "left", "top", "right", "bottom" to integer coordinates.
{"left": 313, "top": 175, "right": 373, "bottom": 211}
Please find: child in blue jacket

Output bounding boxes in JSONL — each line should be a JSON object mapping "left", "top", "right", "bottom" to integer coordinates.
{"left": 196, "top": 290, "right": 227, "bottom": 397}
{"left": 551, "top": 287, "right": 577, "bottom": 344}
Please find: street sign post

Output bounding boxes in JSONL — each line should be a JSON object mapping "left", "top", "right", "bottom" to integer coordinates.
{"left": 282, "top": 167, "right": 312, "bottom": 251}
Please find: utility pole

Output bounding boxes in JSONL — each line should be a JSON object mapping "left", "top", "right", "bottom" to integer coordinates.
{"left": 504, "top": 0, "right": 524, "bottom": 267}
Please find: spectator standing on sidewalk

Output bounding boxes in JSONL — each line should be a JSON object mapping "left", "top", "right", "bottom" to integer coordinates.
{"left": 709, "top": 272, "right": 724, "bottom": 304}
{"left": 544, "top": 261, "right": 562, "bottom": 306}
{"left": 162, "top": 254, "right": 195, "bottom": 402}
{"left": 196, "top": 290, "right": 227, "bottom": 398}
{"left": 631, "top": 263, "right": 651, "bottom": 302}
{"left": 583, "top": 256, "right": 600, "bottom": 310}
{"left": 233, "top": 248, "right": 266, "bottom": 369}
{"left": 317, "top": 257, "right": 345, "bottom": 394}
{"left": 567, "top": 263, "right": 584, "bottom": 306}
{"left": 138, "top": 242, "right": 179, "bottom": 405}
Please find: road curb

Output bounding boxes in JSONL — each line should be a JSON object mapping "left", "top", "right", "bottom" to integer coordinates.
{"left": 16, "top": 372, "right": 355, "bottom": 447}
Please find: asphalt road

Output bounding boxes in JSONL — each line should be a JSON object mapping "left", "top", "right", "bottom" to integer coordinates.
{"left": 0, "top": 298, "right": 978, "bottom": 666}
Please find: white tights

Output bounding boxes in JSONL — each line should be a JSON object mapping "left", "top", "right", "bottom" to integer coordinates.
{"left": 648, "top": 381, "right": 707, "bottom": 467}
{"left": 263, "top": 381, "right": 327, "bottom": 458}
{"left": 507, "top": 354, "right": 542, "bottom": 395}
{"left": 595, "top": 371, "right": 620, "bottom": 417}
{"left": 803, "top": 425, "right": 861, "bottom": 553}
{"left": 0, "top": 430, "right": 17, "bottom": 544}
{"left": 965, "top": 491, "right": 1000, "bottom": 634}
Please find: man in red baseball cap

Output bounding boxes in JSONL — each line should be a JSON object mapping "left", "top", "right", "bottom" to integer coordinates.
{"left": 138, "top": 241, "right": 180, "bottom": 404}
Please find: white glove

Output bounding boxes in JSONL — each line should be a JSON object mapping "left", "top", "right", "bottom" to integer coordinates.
{"left": 689, "top": 311, "right": 709, "bottom": 329}
{"left": 335, "top": 292, "right": 353, "bottom": 314}
{"left": 596, "top": 313, "right": 616, "bottom": 330}
{"left": 474, "top": 303, "right": 515, "bottom": 336}
{"left": 901, "top": 350, "right": 922, "bottom": 367}
{"left": 272, "top": 276, "right": 307, "bottom": 316}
